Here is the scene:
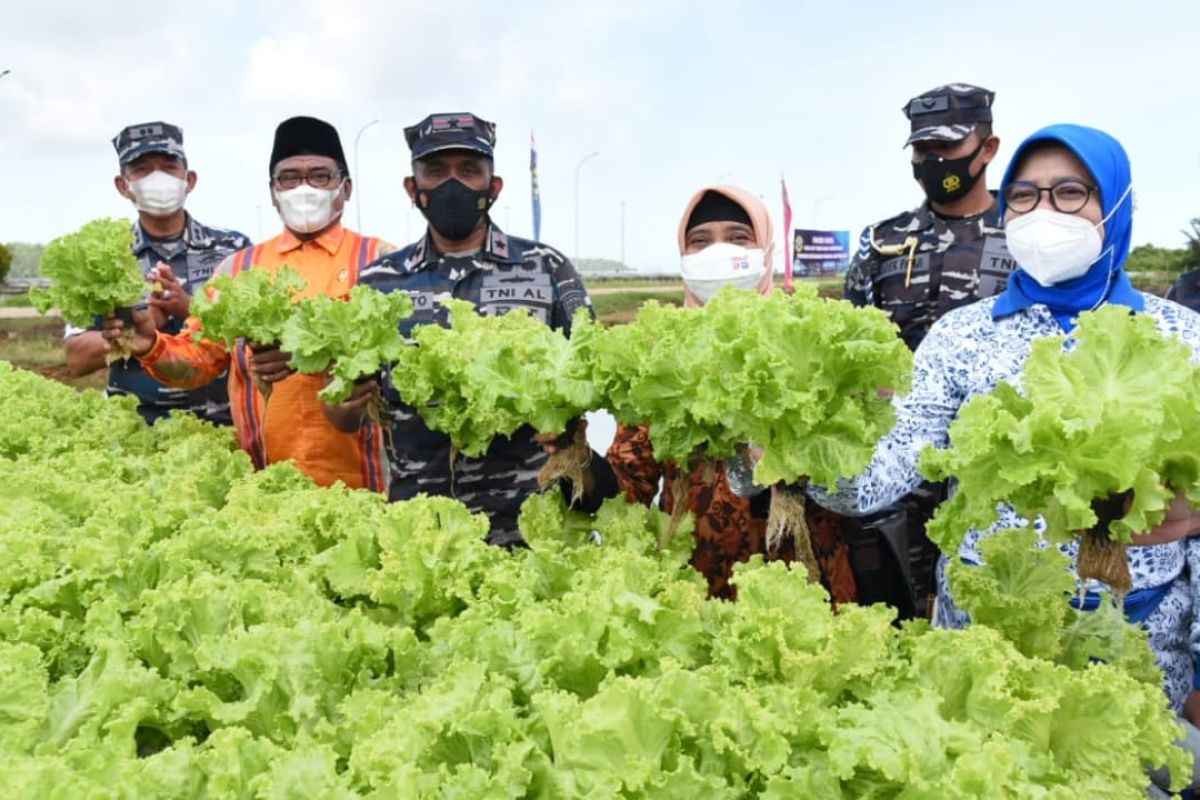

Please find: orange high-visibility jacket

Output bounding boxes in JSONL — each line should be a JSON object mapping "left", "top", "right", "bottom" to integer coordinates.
{"left": 140, "top": 222, "right": 392, "bottom": 491}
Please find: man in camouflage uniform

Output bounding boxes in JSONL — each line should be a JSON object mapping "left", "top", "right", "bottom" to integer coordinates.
{"left": 842, "top": 84, "right": 1015, "bottom": 618}
{"left": 65, "top": 122, "right": 249, "bottom": 425}
{"left": 349, "top": 113, "right": 604, "bottom": 545}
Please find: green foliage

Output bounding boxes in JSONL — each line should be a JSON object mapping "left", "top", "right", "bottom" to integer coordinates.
{"left": 922, "top": 304, "right": 1200, "bottom": 554}
{"left": 28, "top": 219, "right": 145, "bottom": 327}
{"left": 281, "top": 286, "right": 414, "bottom": 403}
{"left": 0, "top": 362, "right": 1189, "bottom": 796}
{"left": 0, "top": 242, "right": 12, "bottom": 283}
{"left": 576, "top": 285, "right": 912, "bottom": 488}
{"left": 395, "top": 299, "right": 600, "bottom": 454}
{"left": 1125, "top": 243, "right": 1189, "bottom": 276}
{"left": 1183, "top": 218, "right": 1200, "bottom": 272}
{"left": 191, "top": 267, "right": 306, "bottom": 347}
{"left": 3, "top": 242, "right": 44, "bottom": 279}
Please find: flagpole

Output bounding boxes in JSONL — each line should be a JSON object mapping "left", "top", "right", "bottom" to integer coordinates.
{"left": 530, "top": 131, "right": 542, "bottom": 242}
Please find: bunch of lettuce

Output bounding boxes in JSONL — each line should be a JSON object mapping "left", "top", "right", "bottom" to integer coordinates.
{"left": 280, "top": 286, "right": 414, "bottom": 404}
{"left": 921, "top": 304, "right": 1200, "bottom": 556}
{"left": 947, "top": 528, "right": 1162, "bottom": 684}
{"left": 190, "top": 267, "right": 307, "bottom": 348}
{"left": 0, "top": 362, "right": 1191, "bottom": 797}
{"left": 573, "top": 285, "right": 912, "bottom": 488}
{"left": 30, "top": 218, "right": 146, "bottom": 327}
{"left": 393, "top": 298, "right": 599, "bottom": 456}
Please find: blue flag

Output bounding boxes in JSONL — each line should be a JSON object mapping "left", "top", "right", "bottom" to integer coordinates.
{"left": 530, "top": 131, "right": 542, "bottom": 241}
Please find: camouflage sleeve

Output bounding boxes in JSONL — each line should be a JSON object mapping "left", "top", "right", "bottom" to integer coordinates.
{"left": 549, "top": 251, "right": 595, "bottom": 336}
{"left": 843, "top": 226, "right": 875, "bottom": 307}
{"left": 605, "top": 424, "right": 663, "bottom": 506}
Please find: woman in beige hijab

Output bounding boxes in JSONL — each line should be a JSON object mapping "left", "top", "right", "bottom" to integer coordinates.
{"left": 607, "top": 185, "right": 856, "bottom": 602}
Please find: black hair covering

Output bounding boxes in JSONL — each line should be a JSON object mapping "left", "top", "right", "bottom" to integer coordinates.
{"left": 686, "top": 190, "right": 752, "bottom": 230}
{"left": 269, "top": 116, "right": 348, "bottom": 173}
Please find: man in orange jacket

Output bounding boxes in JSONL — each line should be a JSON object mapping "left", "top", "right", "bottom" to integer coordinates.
{"left": 105, "top": 116, "right": 394, "bottom": 491}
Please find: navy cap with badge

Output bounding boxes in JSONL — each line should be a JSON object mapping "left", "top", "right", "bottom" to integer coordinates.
{"left": 902, "top": 84, "right": 994, "bottom": 147}
{"left": 404, "top": 113, "right": 496, "bottom": 161}
{"left": 112, "top": 121, "right": 186, "bottom": 166}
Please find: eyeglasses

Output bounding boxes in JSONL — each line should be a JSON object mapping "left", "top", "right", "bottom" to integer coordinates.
{"left": 271, "top": 169, "right": 344, "bottom": 190}
{"left": 1003, "top": 179, "right": 1097, "bottom": 214}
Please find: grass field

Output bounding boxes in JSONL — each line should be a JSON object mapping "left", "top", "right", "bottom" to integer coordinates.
{"left": 0, "top": 316, "right": 106, "bottom": 391}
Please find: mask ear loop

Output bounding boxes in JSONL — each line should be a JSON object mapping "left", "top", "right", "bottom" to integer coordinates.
{"left": 1085, "top": 183, "right": 1133, "bottom": 314}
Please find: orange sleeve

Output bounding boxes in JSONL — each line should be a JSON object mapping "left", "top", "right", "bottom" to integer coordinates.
{"left": 604, "top": 423, "right": 663, "bottom": 507}
{"left": 139, "top": 315, "right": 232, "bottom": 389}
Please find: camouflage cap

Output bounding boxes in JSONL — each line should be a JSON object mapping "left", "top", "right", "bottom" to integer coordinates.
{"left": 902, "top": 84, "right": 994, "bottom": 147}
{"left": 404, "top": 113, "right": 496, "bottom": 161}
{"left": 112, "top": 121, "right": 186, "bottom": 166}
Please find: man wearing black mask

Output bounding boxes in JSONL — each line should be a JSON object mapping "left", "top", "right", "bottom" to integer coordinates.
{"left": 333, "top": 112, "right": 607, "bottom": 546}
{"left": 840, "top": 84, "right": 1014, "bottom": 622}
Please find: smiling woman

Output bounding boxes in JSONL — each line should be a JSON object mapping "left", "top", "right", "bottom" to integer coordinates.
{"left": 805, "top": 125, "right": 1200, "bottom": 761}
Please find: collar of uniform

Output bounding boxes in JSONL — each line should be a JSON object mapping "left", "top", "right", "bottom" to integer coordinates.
{"left": 410, "top": 223, "right": 519, "bottom": 271}
{"left": 132, "top": 213, "right": 211, "bottom": 255}
{"left": 924, "top": 191, "right": 1001, "bottom": 225}
{"left": 276, "top": 220, "right": 346, "bottom": 256}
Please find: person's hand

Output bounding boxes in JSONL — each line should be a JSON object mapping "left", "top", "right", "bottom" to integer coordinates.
{"left": 535, "top": 418, "right": 587, "bottom": 455}
{"left": 1129, "top": 491, "right": 1198, "bottom": 547}
{"left": 147, "top": 262, "right": 189, "bottom": 326}
{"left": 326, "top": 375, "right": 378, "bottom": 415}
{"left": 101, "top": 307, "right": 157, "bottom": 358}
{"left": 247, "top": 343, "right": 295, "bottom": 384}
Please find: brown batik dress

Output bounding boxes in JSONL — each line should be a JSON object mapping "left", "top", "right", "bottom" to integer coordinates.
{"left": 605, "top": 424, "right": 857, "bottom": 603}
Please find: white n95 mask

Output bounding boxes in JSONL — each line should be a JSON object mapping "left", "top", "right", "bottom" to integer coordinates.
{"left": 679, "top": 242, "right": 766, "bottom": 303}
{"left": 128, "top": 171, "right": 189, "bottom": 217}
{"left": 274, "top": 183, "right": 341, "bottom": 234}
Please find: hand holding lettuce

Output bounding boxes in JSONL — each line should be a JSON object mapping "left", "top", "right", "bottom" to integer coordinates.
{"left": 921, "top": 304, "right": 1200, "bottom": 594}
{"left": 31, "top": 218, "right": 148, "bottom": 362}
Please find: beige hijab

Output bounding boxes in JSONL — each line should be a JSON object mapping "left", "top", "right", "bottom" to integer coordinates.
{"left": 677, "top": 184, "right": 776, "bottom": 307}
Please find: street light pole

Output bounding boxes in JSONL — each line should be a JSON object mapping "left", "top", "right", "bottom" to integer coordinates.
{"left": 573, "top": 151, "right": 599, "bottom": 261}
{"left": 353, "top": 119, "right": 380, "bottom": 232}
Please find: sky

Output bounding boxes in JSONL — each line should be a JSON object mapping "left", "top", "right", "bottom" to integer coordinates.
{"left": 2, "top": 0, "right": 1198, "bottom": 273}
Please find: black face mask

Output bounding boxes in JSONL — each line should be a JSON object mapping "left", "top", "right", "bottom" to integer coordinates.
{"left": 415, "top": 179, "right": 494, "bottom": 242}
{"left": 911, "top": 140, "right": 985, "bottom": 205}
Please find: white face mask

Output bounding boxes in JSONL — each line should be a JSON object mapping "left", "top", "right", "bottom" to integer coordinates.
{"left": 1005, "top": 183, "right": 1131, "bottom": 287}
{"left": 127, "top": 170, "right": 189, "bottom": 217}
{"left": 679, "top": 242, "right": 766, "bottom": 303}
{"left": 274, "top": 182, "right": 342, "bottom": 234}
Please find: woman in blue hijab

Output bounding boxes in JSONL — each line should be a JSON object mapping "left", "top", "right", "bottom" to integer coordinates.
{"left": 992, "top": 123, "right": 1141, "bottom": 330}
{"left": 805, "top": 124, "right": 1200, "bottom": 741}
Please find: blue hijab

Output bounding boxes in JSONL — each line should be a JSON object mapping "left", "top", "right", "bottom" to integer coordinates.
{"left": 992, "top": 123, "right": 1141, "bottom": 331}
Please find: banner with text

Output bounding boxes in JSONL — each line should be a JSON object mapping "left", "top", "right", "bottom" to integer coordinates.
{"left": 792, "top": 229, "right": 850, "bottom": 276}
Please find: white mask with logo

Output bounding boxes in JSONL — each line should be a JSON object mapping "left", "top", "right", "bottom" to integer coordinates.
{"left": 679, "top": 242, "right": 766, "bottom": 303}
{"left": 128, "top": 170, "right": 189, "bottom": 217}
{"left": 274, "top": 182, "right": 342, "bottom": 234}
{"left": 1005, "top": 183, "right": 1131, "bottom": 287}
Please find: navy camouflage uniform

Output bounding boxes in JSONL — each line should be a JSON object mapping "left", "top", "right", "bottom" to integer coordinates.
{"left": 844, "top": 200, "right": 1012, "bottom": 350}
{"left": 360, "top": 225, "right": 595, "bottom": 543}
{"left": 67, "top": 122, "right": 249, "bottom": 425}
{"left": 841, "top": 84, "right": 1015, "bottom": 619}
{"left": 66, "top": 216, "right": 249, "bottom": 425}
{"left": 1167, "top": 269, "right": 1200, "bottom": 313}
